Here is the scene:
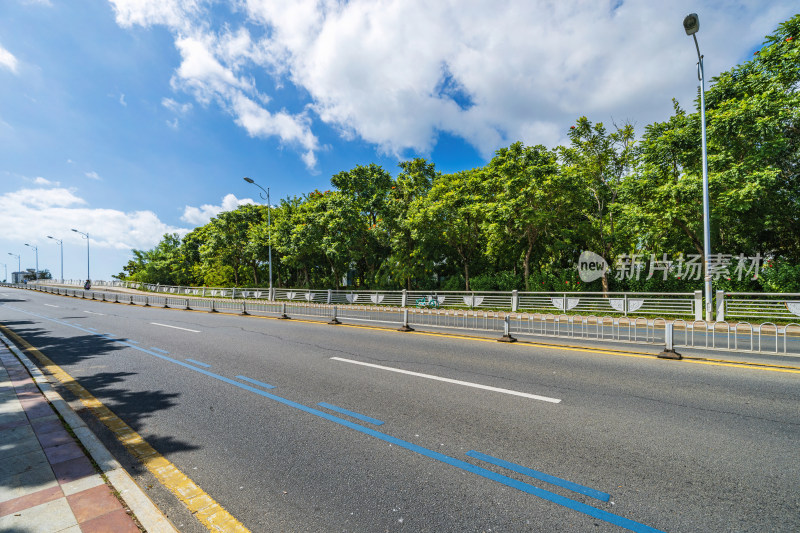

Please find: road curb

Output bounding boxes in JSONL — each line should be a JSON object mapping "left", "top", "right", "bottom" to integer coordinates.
{"left": 0, "top": 331, "right": 180, "bottom": 533}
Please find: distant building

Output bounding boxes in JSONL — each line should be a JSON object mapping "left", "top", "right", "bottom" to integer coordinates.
{"left": 11, "top": 271, "right": 26, "bottom": 283}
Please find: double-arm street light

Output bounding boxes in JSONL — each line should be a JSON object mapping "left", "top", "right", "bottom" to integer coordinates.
{"left": 243, "top": 177, "right": 273, "bottom": 292}
{"left": 71, "top": 229, "right": 90, "bottom": 281}
{"left": 8, "top": 253, "right": 20, "bottom": 282}
{"left": 24, "top": 243, "right": 38, "bottom": 280}
{"left": 683, "top": 12, "right": 712, "bottom": 322}
{"left": 48, "top": 236, "right": 64, "bottom": 282}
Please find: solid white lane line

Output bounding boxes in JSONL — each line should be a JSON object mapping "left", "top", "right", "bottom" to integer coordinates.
{"left": 330, "top": 357, "right": 561, "bottom": 404}
{"left": 84, "top": 310, "right": 105, "bottom": 315}
{"left": 150, "top": 322, "right": 201, "bottom": 333}
{"left": 44, "top": 304, "right": 59, "bottom": 308}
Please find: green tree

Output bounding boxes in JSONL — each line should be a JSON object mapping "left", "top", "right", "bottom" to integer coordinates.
{"left": 202, "top": 204, "right": 264, "bottom": 286}
{"left": 560, "top": 117, "right": 637, "bottom": 293}
{"left": 330, "top": 164, "right": 394, "bottom": 287}
{"left": 409, "top": 169, "right": 487, "bottom": 290}
{"left": 484, "top": 142, "right": 572, "bottom": 289}
{"left": 382, "top": 158, "right": 437, "bottom": 289}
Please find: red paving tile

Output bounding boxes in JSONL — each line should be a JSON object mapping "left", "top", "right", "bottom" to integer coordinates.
{"left": 19, "top": 398, "right": 48, "bottom": 409}
{"left": 36, "top": 427, "right": 73, "bottom": 448}
{"left": 0, "top": 485, "right": 64, "bottom": 517}
{"left": 66, "top": 485, "right": 122, "bottom": 524}
{"left": 78, "top": 507, "right": 140, "bottom": 533}
{"left": 51, "top": 455, "right": 96, "bottom": 484}
{"left": 30, "top": 417, "right": 63, "bottom": 436}
{"left": 10, "top": 387, "right": 36, "bottom": 397}
{"left": 23, "top": 402, "right": 55, "bottom": 420}
{"left": 44, "top": 442, "right": 85, "bottom": 464}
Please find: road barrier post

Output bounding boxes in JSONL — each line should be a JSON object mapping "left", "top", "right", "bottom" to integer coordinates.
{"left": 401, "top": 289, "right": 408, "bottom": 308}
{"left": 278, "top": 302, "right": 290, "bottom": 320}
{"left": 241, "top": 300, "right": 249, "bottom": 315}
{"left": 397, "top": 308, "right": 414, "bottom": 332}
{"left": 497, "top": 314, "right": 517, "bottom": 343}
{"left": 658, "top": 322, "right": 682, "bottom": 359}
{"left": 328, "top": 305, "right": 341, "bottom": 325}
{"left": 144, "top": 296, "right": 149, "bottom": 307}
{"left": 694, "top": 290, "right": 703, "bottom": 321}
{"left": 715, "top": 290, "right": 725, "bottom": 322}
{"left": 209, "top": 299, "right": 217, "bottom": 313}
{"left": 185, "top": 298, "right": 191, "bottom": 311}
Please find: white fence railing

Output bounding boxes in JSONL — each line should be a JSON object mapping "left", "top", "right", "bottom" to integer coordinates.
{"left": 9, "top": 282, "right": 800, "bottom": 357}
{"left": 716, "top": 290, "right": 800, "bottom": 322}
{"left": 34, "top": 280, "right": 704, "bottom": 319}
{"left": 34, "top": 280, "right": 800, "bottom": 323}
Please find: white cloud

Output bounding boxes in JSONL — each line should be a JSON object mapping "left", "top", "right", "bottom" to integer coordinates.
{"left": 33, "top": 176, "right": 60, "bottom": 186}
{"left": 0, "top": 187, "right": 187, "bottom": 250}
{"left": 0, "top": 44, "right": 18, "bottom": 74}
{"left": 181, "top": 193, "right": 255, "bottom": 226}
{"left": 108, "top": 0, "right": 201, "bottom": 30}
{"left": 85, "top": 171, "right": 102, "bottom": 180}
{"left": 167, "top": 32, "right": 320, "bottom": 168}
{"left": 109, "top": 0, "right": 799, "bottom": 163}
{"left": 119, "top": 93, "right": 127, "bottom": 106}
{"left": 162, "top": 97, "right": 193, "bottom": 114}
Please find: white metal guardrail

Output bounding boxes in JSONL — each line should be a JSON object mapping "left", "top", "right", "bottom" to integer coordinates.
{"left": 716, "top": 290, "right": 800, "bottom": 322}
{"left": 34, "top": 280, "right": 704, "bottom": 319}
{"left": 8, "top": 283, "right": 800, "bottom": 357}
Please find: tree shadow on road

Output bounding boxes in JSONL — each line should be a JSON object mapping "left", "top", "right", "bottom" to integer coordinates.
{"left": 0, "top": 320, "right": 200, "bottom": 491}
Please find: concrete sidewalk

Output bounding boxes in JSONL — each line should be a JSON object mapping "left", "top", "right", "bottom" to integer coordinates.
{"left": 0, "top": 340, "right": 176, "bottom": 532}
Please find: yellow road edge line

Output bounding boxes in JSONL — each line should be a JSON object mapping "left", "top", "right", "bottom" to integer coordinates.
{"left": 18, "top": 288, "right": 800, "bottom": 374}
{"left": 0, "top": 323, "right": 251, "bottom": 533}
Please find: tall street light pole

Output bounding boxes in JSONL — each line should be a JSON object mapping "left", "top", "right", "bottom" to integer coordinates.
{"left": 2, "top": 263, "right": 6, "bottom": 283}
{"left": 71, "top": 229, "right": 90, "bottom": 281}
{"left": 24, "top": 243, "right": 39, "bottom": 280}
{"left": 8, "top": 253, "right": 20, "bottom": 282}
{"left": 48, "top": 236, "right": 64, "bottom": 282}
{"left": 684, "top": 12, "right": 712, "bottom": 322}
{"left": 243, "top": 177, "right": 273, "bottom": 294}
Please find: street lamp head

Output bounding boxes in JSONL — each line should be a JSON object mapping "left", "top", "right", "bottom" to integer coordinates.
{"left": 47, "top": 235, "right": 54, "bottom": 239}
{"left": 683, "top": 13, "right": 699, "bottom": 36}
{"left": 71, "top": 229, "right": 79, "bottom": 233}
{"left": 243, "top": 177, "right": 254, "bottom": 184}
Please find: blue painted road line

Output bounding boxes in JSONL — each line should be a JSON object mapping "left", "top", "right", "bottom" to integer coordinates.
{"left": 466, "top": 450, "right": 611, "bottom": 502}
{"left": 185, "top": 358, "right": 211, "bottom": 368}
{"left": 318, "top": 402, "right": 384, "bottom": 426}
{"left": 8, "top": 306, "right": 665, "bottom": 533}
{"left": 235, "top": 375, "right": 275, "bottom": 389}
{"left": 149, "top": 347, "right": 169, "bottom": 354}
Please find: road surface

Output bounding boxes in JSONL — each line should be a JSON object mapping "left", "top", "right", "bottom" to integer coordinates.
{"left": 1, "top": 288, "right": 798, "bottom": 532}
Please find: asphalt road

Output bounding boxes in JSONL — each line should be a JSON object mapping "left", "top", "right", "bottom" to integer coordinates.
{"left": 1, "top": 288, "right": 798, "bottom": 532}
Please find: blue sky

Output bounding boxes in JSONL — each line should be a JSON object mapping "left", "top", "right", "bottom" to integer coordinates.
{"left": 0, "top": 0, "right": 796, "bottom": 282}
